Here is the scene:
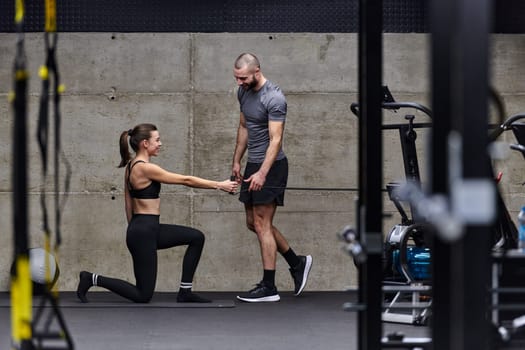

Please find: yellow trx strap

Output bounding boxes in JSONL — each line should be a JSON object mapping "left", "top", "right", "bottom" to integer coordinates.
{"left": 32, "top": 1, "right": 74, "bottom": 348}
{"left": 45, "top": 0, "right": 56, "bottom": 32}
{"left": 11, "top": 0, "right": 33, "bottom": 348}
{"left": 15, "top": 0, "right": 24, "bottom": 24}
{"left": 11, "top": 258, "right": 32, "bottom": 345}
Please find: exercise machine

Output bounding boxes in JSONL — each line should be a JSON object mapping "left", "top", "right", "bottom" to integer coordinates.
{"left": 376, "top": 88, "right": 433, "bottom": 326}
{"left": 342, "top": 87, "right": 433, "bottom": 349}
{"left": 489, "top": 114, "right": 525, "bottom": 348}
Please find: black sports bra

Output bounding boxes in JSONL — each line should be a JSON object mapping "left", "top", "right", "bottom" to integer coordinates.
{"left": 127, "top": 160, "right": 161, "bottom": 199}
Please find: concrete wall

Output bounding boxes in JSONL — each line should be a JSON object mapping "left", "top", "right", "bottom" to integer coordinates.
{"left": 0, "top": 33, "right": 524, "bottom": 292}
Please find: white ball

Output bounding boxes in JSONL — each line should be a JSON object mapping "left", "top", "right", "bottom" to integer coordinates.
{"left": 29, "top": 248, "right": 59, "bottom": 285}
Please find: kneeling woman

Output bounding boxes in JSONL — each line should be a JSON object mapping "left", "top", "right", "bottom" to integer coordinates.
{"left": 77, "top": 123, "right": 237, "bottom": 303}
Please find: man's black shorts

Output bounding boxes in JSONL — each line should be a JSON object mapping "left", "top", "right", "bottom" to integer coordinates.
{"left": 239, "top": 158, "right": 288, "bottom": 206}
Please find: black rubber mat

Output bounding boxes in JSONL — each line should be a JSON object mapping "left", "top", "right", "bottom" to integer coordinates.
{"left": 0, "top": 292, "right": 235, "bottom": 308}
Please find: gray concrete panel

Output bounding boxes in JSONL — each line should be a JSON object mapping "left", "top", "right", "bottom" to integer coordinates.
{"left": 0, "top": 33, "right": 192, "bottom": 94}
{"left": 192, "top": 93, "right": 240, "bottom": 180}
{"left": 491, "top": 35, "right": 525, "bottom": 94}
{"left": 59, "top": 93, "right": 192, "bottom": 192}
{"left": 193, "top": 33, "right": 358, "bottom": 93}
{"left": 383, "top": 34, "right": 430, "bottom": 93}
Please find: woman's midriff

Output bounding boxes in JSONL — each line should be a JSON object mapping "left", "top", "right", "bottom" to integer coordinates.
{"left": 132, "top": 198, "right": 161, "bottom": 215}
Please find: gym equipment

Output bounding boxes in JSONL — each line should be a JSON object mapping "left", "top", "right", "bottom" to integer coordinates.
{"left": 29, "top": 248, "right": 60, "bottom": 286}
{"left": 343, "top": 87, "right": 433, "bottom": 349}
{"left": 11, "top": 248, "right": 60, "bottom": 295}
{"left": 382, "top": 223, "right": 432, "bottom": 326}
{"left": 11, "top": 0, "right": 74, "bottom": 350}
{"left": 490, "top": 114, "right": 525, "bottom": 347}
{"left": 378, "top": 89, "right": 433, "bottom": 326}
{"left": 0, "top": 293, "right": 236, "bottom": 308}
{"left": 346, "top": 87, "right": 434, "bottom": 328}
{"left": 489, "top": 114, "right": 525, "bottom": 251}
{"left": 10, "top": 0, "right": 33, "bottom": 347}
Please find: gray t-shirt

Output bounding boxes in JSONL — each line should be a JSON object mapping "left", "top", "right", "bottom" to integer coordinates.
{"left": 237, "top": 80, "right": 287, "bottom": 163}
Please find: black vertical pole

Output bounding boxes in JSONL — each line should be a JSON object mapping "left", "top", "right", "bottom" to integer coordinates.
{"left": 357, "top": 0, "right": 383, "bottom": 349}
{"left": 429, "top": 1, "right": 456, "bottom": 349}
{"left": 430, "top": 0, "right": 494, "bottom": 349}
{"left": 457, "top": 0, "right": 493, "bottom": 349}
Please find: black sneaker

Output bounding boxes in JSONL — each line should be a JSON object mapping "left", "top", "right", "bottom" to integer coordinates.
{"left": 237, "top": 282, "right": 280, "bottom": 303}
{"left": 177, "top": 290, "right": 212, "bottom": 303}
{"left": 76, "top": 271, "right": 93, "bottom": 303}
{"left": 289, "top": 255, "right": 313, "bottom": 296}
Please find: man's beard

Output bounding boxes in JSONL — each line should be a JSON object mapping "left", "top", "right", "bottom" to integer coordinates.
{"left": 245, "top": 75, "right": 259, "bottom": 90}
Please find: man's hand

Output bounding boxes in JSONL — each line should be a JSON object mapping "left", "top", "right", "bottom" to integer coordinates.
{"left": 232, "top": 163, "right": 243, "bottom": 183}
{"left": 244, "top": 171, "right": 266, "bottom": 191}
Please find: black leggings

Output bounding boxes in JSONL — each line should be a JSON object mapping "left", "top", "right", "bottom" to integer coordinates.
{"left": 97, "top": 214, "right": 205, "bottom": 303}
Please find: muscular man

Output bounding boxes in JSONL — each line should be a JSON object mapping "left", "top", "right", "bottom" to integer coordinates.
{"left": 231, "top": 53, "right": 313, "bottom": 302}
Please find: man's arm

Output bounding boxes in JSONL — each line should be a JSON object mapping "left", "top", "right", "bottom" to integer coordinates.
{"left": 232, "top": 112, "right": 248, "bottom": 181}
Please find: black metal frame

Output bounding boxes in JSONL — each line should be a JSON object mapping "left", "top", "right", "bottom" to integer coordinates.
{"left": 357, "top": 0, "right": 383, "bottom": 348}
{"left": 430, "top": 0, "right": 494, "bottom": 349}
{"left": 355, "top": 0, "right": 496, "bottom": 347}
{"left": 428, "top": 0, "right": 455, "bottom": 347}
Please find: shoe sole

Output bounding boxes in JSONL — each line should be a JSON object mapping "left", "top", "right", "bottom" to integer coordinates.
{"left": 236, "top": 294, "right": 281, "bottom": 303}
{"left": 295, "top": 255, "right": 313, "bottom": 296}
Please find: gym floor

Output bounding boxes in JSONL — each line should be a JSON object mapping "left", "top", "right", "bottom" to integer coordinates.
{"left": 0, "top": 291, "right": 430, "bottom": 350}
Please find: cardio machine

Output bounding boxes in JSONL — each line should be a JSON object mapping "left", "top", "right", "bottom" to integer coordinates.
{"left": 489, "top": 114, "right": 525, "bottom": 348}
{"left": 350, "top": 86, "right": 434, "bottom": 326}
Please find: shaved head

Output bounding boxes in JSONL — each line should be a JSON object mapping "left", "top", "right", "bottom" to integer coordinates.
{"left": 234, "top": 53, "right": 260, "bottom": 71}
{"left": 233, "top": 53, "right": 265, "bottom": 91}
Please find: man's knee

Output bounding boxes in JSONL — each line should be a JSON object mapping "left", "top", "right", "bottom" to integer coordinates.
{"left": 252, "top": 219, "right": 273, "bottom": 237}
{"left": 246, "top": 220, "right": 256, "bottom": 233}
{"left": 245, "top": 215, "right": 256, "bottom": 232}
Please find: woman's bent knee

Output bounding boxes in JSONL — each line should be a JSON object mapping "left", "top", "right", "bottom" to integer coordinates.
{"left": 134, "top": 290, "right": 154, "bottom": 303}
{"left": 192, "top": 229, "right": 205, "bottom": 246}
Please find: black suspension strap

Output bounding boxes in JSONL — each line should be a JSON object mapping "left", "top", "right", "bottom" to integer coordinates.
{"left": 32, "top": 0, "right": 74, "bottom": 348}
{"left": 234, "top": 185, "right": 359, "bottom": 194}
{"left": 10, "top": 0, "right": 34, "bottom": 349}
{"left": 228, "top": 175, "right": 362, "bottom": 194}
